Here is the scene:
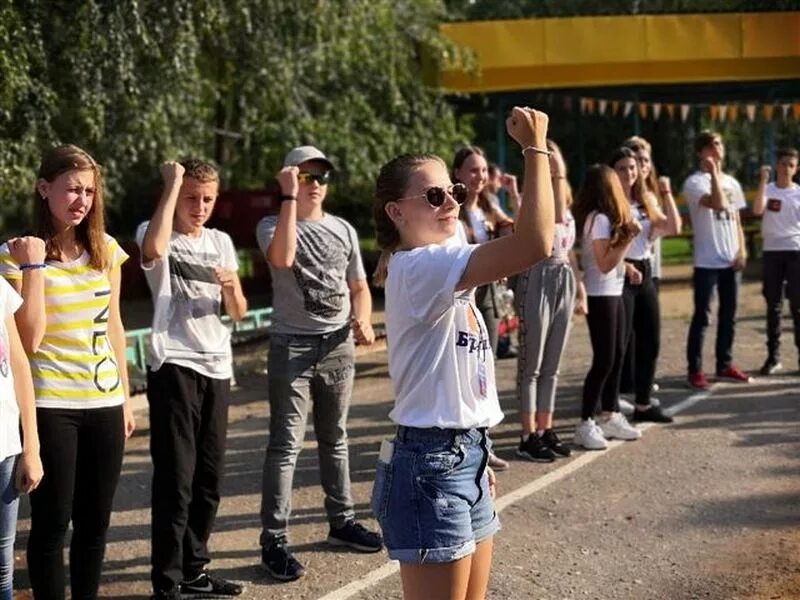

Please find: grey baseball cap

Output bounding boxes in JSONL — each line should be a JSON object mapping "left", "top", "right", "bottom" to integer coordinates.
{"left": 283, "top": 145, "right": 335, "bottom": 170}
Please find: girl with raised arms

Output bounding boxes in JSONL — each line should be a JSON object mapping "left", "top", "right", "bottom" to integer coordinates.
{"left": 370, "top": 106, "right": 554, "bottom": 600}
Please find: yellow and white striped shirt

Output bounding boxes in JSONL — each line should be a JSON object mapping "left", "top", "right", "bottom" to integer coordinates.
{"left": 0, "top": 235, "right": 128, "bottom": 409}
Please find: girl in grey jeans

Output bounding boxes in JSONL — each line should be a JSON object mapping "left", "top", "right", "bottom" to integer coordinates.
{"left": 516, "top": 140, "right": 587, "bottom": 462}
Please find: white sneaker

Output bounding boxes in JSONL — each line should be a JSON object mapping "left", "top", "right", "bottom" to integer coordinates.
{"left": 574, "top": 419, "right": 608, "bottom": 450}
{"left": 618, "top": 397, "right": 635, "bottom": 415}
{"left": 598, "top": 412, "right": 642, "bottom": 441}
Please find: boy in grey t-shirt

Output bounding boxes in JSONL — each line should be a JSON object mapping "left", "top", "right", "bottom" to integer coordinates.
{"left": 256, "top": 146, "right": 382, "bottom": 582}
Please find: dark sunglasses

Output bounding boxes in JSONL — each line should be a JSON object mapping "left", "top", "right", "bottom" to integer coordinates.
{"left": 297, "top": 171, "right": 331, "bottom": 185}
{"left": 401, "top": 183, "right": 467, "bottom": 208}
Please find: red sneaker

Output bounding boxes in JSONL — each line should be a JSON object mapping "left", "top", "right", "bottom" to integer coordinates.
{"left": 716, "top": 365, "right": 752, "bottom": 383}
{"left": 688, "top": 371, "right": 710, "bottom": 390}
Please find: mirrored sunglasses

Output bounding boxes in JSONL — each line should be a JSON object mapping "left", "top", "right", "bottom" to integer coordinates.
{"left": 410, "top": 183, "right": 468, "bottom": 207}
{"left": 297, "top": 171, "right": 331, "bottom": 185}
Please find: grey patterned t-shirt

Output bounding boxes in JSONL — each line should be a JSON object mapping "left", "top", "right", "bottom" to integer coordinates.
{"left": 256, "top": 213, "right": 366, "bottom": 335}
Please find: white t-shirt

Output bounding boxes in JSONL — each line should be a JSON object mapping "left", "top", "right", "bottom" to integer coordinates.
{"left": 581, "top": 212, "right": 625, "bottom": 296}
{"left": 136, "top": 223, "right": 239, "bottom": 379}
{"left": 682, "top": 171, "right": 746, "bottom": 268}
{"left": 553, "top": 210, "right": 576, "bottom": 259}
{"left": 0, "top": 279, "right": 22, "bottom": 460}
{"left": 761, "top": 182, "right": 800, "bottom": 252}
{"left": 466, "top": 208, "right": 491, "bottom": 243}
{"left": 385, "top": 244, "right": 504, "bottom": 429}
{"left": 626, "top": 203, "right": 653, "bottom": 260}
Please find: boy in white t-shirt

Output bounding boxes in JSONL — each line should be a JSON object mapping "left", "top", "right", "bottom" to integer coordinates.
{"left": 138, "top": 160, "right": 248, "bottom": 599}
{"left": 682, "top": 131, "right": 750, "bottom": 390}
{"left": 752, "top": 147, "right": 800, "bottom": 375}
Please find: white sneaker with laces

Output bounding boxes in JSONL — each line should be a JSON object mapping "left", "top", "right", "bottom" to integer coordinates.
{"left": 598, "top": 412, "right": 642, "bottom": 441}
{"left": 574, "top": 419, "right": 608, "bottom": 450}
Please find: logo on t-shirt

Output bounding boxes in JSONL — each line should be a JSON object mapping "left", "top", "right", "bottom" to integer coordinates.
{"left": 714, "top": 208, "right": 732, "bottom": 221}
{"left": 767, "top": 198, "right": 782, "bottom": 212}
{"left": 456, "top": 305, "right": 489, "bottom": 359}
{"left": 293, "top": 225, "right": 350, "bottom": 319}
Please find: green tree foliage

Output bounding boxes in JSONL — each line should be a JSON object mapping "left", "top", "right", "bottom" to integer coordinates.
{"left": 0, "top": 0, "right": 472, "bottom": 238}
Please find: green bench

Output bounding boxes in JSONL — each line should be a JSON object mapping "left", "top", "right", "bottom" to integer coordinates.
{"left": 125, "top": 307, "right": 274, "bottom": 374}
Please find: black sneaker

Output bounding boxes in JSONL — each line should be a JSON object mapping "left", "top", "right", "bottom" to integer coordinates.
{"left": 327, "top": 520, "right": 383, "bottom": 553}
{"left": 759, "top": 359, "right": 782, "bottom": 376}
{"left": 261, "top": 539, "right": 305, "bottom": 582}
{"left": 180, "top": 570, "right": 243, "bottom": 598}
{"left": 541, "top": 429, "right": 571, "bottom": 457}
{"left": 515, "top": 434, "right": 556, "bottom": 462}
{"left": 150, "top": 591, "right": 182, "bottom": 600}
{"left": 632, "top": 405, "right": 674, "bottom": 423}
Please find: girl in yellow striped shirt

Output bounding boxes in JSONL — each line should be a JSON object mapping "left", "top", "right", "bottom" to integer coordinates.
{"left": 0, "top": 144, "right": 134, "bottom": 599}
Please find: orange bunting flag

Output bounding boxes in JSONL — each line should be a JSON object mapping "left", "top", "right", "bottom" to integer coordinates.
{"left": 638, "top": 103, "right": 648, "bottom": 119}
{"left": 794, "top": 103, "right": 800, "bottom": 120}
{"left": 611, "top": 100, "right": 621, "bottom": 116}
{"left": 709, "top": 105, "right": 719, "bottom": 121}
{"left": 666, "top": 104, "right": 676, "bottom": 120}
{"left": 728, "top": 104, "right": 739, "bottom": 122}
{"left": 680, "top": 104, "right": 690, "bottom": 122}
{"left": 586, "top": 98, "right": 596, "bottom": 114}
{"left": 764, "top": 104, "right": 775, "bottom": 121}
{"left": 746, "top": 104, "right": 757, "bottom": 122}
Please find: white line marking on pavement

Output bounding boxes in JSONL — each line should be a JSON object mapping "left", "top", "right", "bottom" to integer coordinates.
{"left": 317, "top": 389, "right": 711, "bottom": 600}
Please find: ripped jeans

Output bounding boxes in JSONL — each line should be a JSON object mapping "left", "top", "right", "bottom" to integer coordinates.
{"left": 259, "top": 326, "right": 356, "bottom": 545}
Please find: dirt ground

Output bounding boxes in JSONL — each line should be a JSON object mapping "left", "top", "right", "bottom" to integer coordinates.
{"left": 12, "top": 263, "right": 800, "bottom": 600}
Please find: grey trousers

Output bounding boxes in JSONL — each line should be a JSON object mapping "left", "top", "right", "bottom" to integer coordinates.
{"left": 259, "top": 326, "right": 356, "bottom": 545}
{"left": 516, "top": 259, "right": 576, "bottom": 414}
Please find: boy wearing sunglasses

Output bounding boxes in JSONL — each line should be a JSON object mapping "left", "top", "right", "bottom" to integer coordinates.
{"left": 255, "top": 146, "right": 382, "bottom": 582}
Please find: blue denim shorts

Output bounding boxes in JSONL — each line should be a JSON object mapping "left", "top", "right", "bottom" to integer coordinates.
{"left": 370, "top": 426, "right": 500, "bottom": 564}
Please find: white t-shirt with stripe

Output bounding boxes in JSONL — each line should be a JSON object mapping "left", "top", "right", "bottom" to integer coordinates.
{"left": 0, "top": 235, "right": 128, "bottom": 409}
{"left": 136, "top": 223, "right": 238, "bottom": 379}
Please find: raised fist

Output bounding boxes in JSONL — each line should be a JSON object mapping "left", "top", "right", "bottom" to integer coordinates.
{"left": 759, "top": 165, "right": 771, "bottom": 183}
{"left": 701, "top": 156, "right": 720, "bottom": 176}
{"left": 506, "top": 107, "right": 548, "bottom": 149}
{"left": 621, "top": 219, "right": 643, "bottom": 240}
{"left": 161, "top": 161, "right": 185, "bottom": 186}
{"left": 8, "top": 236, "right": 46, "bottom": 265}
{"left": 657, "top": 176, "right": 672, "bottom": 195}
{"left": 277, "top": 166, "right": 300, "bottom": 198}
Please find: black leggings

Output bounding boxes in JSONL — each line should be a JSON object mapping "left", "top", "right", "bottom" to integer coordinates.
{"left": 27, "top": 406, "right": 125, "bottom": 600}
{"left": 621, "top": 260, "right": 661, "bottom": 405}
{"left": 582, "top": 296, "right": 625, "bottom": 420}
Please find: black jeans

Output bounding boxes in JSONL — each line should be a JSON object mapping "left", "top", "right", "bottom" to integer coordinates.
{"left": 686, "top": 267, "right": 740, "bottom": 374}
{"left": 621, "top": 260, "right": 661, "bottom": 405}
{"left": 27, "top": 406, "right": 125, "bottom": 600}
{"left": 148, "top": 364, "right": 230, "bottom": 592}
{"left": 582, "top": 296, "right": 625, "bottom": 420}
{"left": 762, "top": 250, "right": 800, "bottom": 362}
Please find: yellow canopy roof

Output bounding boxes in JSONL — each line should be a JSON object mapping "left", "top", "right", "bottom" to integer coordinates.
{"left": 439, "top": 12, "right": 800, "bottom": 92}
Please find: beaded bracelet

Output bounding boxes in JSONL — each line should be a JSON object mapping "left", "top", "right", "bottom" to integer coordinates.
{"left": 19, "top": 263, "right": 47, "bottom": 271}
{"left": 522, "top": 146, "right": 553, "bottom": 157}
